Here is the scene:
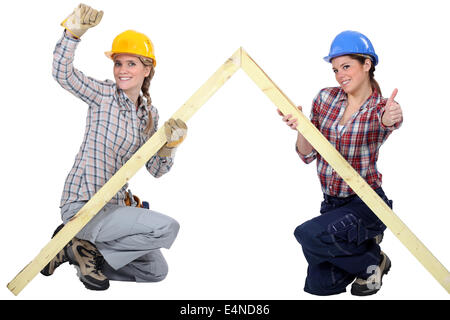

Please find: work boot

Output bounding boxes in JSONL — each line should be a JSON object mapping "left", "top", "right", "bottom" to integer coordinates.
{"left": 351, "top": 251, "right": 391, "bottom": 296}
{"left": 66, "top": 238, "right": 110, "bottom": 291}
{"left": 40, "top": 224, "right": 71, "bottom": 276}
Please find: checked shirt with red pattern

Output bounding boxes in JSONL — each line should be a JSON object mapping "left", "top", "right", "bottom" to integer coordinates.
{"left": 297, "top": 87, "right": 402, "bottom": 197}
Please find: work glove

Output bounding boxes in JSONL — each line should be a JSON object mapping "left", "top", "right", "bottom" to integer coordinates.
{"left": 157, "top": 119, "right": 188, "bottom": 158}
{"left": 61, "top": 3, "right": 103, "bottom": 38}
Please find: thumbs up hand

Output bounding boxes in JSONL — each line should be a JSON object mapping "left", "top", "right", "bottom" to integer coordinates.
{"left": 382, "top": 88, "right": 403, "bottom": 127}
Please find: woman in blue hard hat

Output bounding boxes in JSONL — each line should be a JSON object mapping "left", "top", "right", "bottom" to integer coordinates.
{"left": 278, "top": 30, "right": 403, "bottom": 296}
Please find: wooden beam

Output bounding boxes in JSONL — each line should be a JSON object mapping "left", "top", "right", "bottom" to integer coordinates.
{"left": 8, "top": 47, "right": 450, "bottom": 295}
{"left": 240, "top": 49, "right": 450, "bottom": 293}
{"left": 7, "top": 49, "right": 241, "bottom": 296}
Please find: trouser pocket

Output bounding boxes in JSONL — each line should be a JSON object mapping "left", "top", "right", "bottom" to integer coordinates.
{"left": 323, "top": 214, "right": 359, "bottom": 244}
{"left": 320, "top": 214, "right": 380, "bottom": 247}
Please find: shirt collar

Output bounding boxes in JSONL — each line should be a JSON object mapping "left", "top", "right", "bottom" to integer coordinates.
{"left": 364, "top": 88, "right": 382, "bottom": 110}
{"left": 337, "top": 87, "right": 381, "bottom": 110}
{"left": 116, "top": 88, "right": 148, "bottom": 114}
{"left": 117, "top": 88, "right": 132, "bottom": 111}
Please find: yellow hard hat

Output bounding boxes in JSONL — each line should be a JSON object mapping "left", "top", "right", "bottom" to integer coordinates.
{"left": 105, "top": 30, "right": 156, "bottom": 66}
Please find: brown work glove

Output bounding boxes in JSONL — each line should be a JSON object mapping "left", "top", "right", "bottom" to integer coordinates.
{"left": 61, "top": 3, "right": 103, "bottom": 38}
{"left": 157, "top": 119, "right": 188, "bottom": 158}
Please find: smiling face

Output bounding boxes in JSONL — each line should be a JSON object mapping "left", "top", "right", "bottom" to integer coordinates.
{"left": 331, "top": 55, "right": 372, "bottom": 95}
{"left": 113, "top": 54, "right": 151, "bottom": 97}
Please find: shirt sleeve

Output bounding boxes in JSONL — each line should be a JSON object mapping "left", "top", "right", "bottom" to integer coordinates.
{"left": 52, "top": 31, "right": 113, "bottom": 107}
{"left": 145, "top": 106, "right": 174, "bottom": 178}
{"left": 296, "top": 92, "right": 320, "bottom": 164}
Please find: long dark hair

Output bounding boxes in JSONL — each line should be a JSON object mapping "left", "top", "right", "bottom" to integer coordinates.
{"left": 347, "top": 54, "right": 381, "bottom": 96}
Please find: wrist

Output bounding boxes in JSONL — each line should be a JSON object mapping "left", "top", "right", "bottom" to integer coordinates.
{"left": 157, "top": 145, "right": 177, "bottom": 158}
{"left": 64, "top": 28, "right": 80, "bottom": 39}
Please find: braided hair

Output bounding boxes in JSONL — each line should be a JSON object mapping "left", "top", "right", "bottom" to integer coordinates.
{"left": 137, "top": 57, "right": 156, "bottom": 135}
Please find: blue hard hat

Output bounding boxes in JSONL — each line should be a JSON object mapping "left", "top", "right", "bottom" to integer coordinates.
{"left": 324, "top": 30, "right": 379, "bottom": 66}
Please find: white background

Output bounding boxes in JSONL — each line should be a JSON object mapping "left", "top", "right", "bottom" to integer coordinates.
{"left": 1, "top": 0, "right": 449, "bottom": 300}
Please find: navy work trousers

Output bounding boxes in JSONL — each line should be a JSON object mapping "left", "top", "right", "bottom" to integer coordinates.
{"left": 294, "top": 187, "right": 392, "bottom": 295}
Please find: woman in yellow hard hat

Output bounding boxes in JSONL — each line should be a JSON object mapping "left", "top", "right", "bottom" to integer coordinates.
{"left": 41, "top": 4, "right": 187, "bottom": 291}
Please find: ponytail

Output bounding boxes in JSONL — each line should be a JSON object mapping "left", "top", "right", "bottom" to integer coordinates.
{"left": 369, "top": 66, "right": 382, "bottom": 96}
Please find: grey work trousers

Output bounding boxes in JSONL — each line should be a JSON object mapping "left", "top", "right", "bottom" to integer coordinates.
{"left": 61, "top": 201, "right": 180, "bottom": 283}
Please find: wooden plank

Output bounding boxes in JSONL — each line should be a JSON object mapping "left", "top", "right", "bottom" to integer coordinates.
{"left": 240, "top": 49, "right": 450, "bottom": 293}
{"left": 7, "top": 49, "right": 241, "bottom": 296}
{"left": 8, "top": 47, "right": 450, "bottom": 296}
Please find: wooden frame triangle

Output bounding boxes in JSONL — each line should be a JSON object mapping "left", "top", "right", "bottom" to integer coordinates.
{"left": 7, "top": 48, "right": 450, "bottom": 295}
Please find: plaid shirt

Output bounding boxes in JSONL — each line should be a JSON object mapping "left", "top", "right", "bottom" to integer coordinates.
{"left": 53, "top": 33, "right": 173, "bottom": 207}
{"left": 297, "top": 87, "right": 402, "bottom": 197}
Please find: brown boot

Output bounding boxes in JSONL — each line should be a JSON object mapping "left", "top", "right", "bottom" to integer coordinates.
{"left": 41, "top": 224, "right": 71, "bottom": 276}
{"left": 351, "top": 251, "right": 391, "bottom": 296}
{"left": 66, "top": 238, "right": 110, "bottom": 290}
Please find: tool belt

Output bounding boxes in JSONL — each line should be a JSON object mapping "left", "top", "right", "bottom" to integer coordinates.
{"left": 124, "top": 189, "right": 149, "bottom": 209}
